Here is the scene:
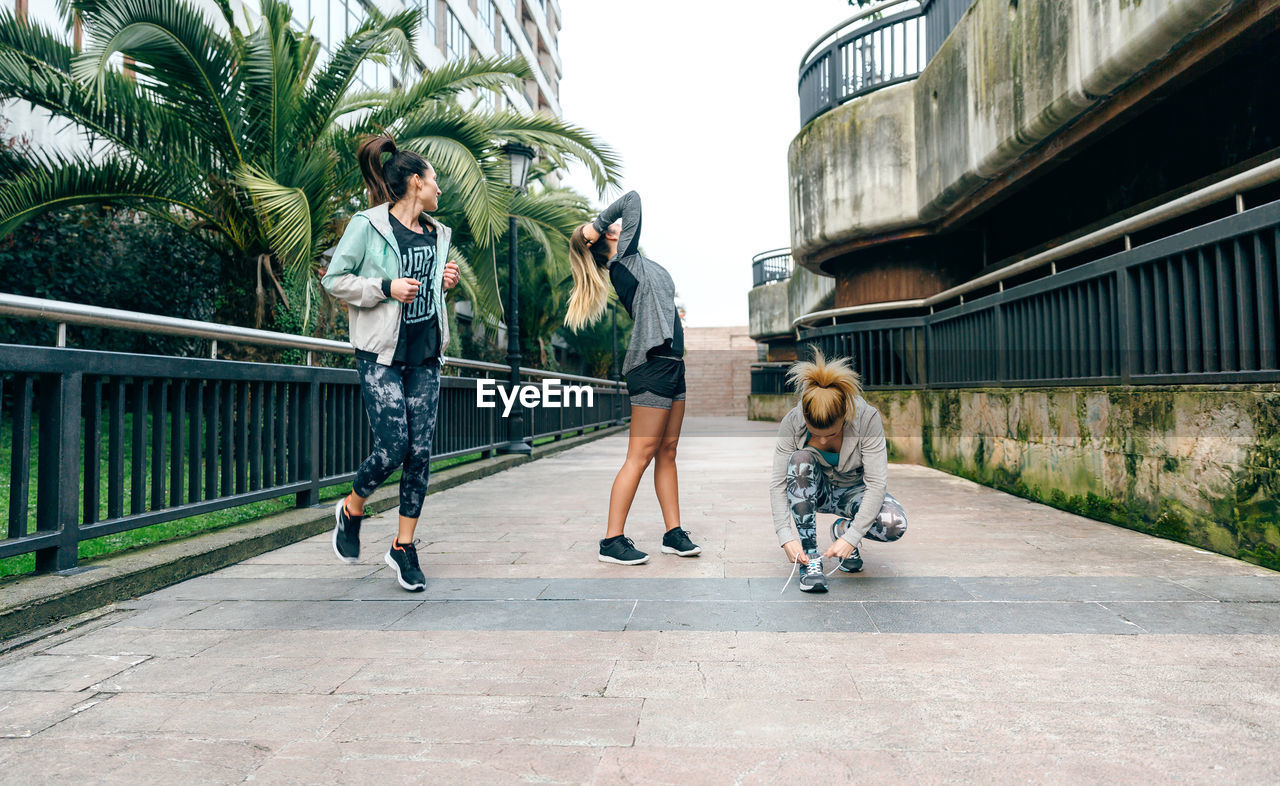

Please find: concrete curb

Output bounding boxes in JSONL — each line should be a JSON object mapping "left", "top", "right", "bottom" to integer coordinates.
{"left": 0, "top": 424, "right": 627, "bottom": 641}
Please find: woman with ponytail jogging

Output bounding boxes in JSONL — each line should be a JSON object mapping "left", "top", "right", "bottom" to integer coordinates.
{"left": 565, "top": 191, "right": 700, "bottom": 566}
{"left": 770, "top": 349, "right": 908, "bottom": 592}
{"left": 320, "top": 136, "right": 460, "bottom": 592}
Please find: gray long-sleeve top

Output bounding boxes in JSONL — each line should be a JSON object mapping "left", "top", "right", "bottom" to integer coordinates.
{"left": 769, "top": 400, "right": 890, "bottom": 547}
{"left": 592, "top": 191, "right": 683, "bottom": 374}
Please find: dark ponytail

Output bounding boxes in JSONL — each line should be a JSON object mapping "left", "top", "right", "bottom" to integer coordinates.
{"left": 356, "top": 135, "right": 432, "bottom": 206}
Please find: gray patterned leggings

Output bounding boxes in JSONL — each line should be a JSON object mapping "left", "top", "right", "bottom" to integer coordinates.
{"left": 785, "top": 450, "right": 908, "bottom": 555}
{"left": 353, "top": 358, "right": 441, "bottom": 519}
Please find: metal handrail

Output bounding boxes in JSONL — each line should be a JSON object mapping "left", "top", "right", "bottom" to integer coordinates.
{"left": 792, "top": 156, "right": 1280, "bottom": 330}
{"left": 798, "top": 0, "right": 921, "bottom": 70}
{"left": 0, "top": 292, "right": 624, "bottom": 388}
{"left": 751, "top": 247, "right": 794, "bottom": 287}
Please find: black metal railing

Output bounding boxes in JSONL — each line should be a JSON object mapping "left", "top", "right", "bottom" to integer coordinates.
{"left": 0, "top": 304, "right": 629, "bottom": 573}
{"left": 752, "top": 248, "right": 794, "bottom": 287}
{"left": 921, "top": 0, "right": 973, "bottom": 61}
{"left": 796, "top": 196, "right": 1280, "bottom": 389}
{"left": 798, "top": 2, "right": 927, "bottom": 126}
{"left": 750, "top": 363, "right": 794, "bottom": 395}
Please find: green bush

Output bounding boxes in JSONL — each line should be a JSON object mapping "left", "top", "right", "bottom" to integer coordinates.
{"left": 0, "top": 205, "right": 224, "bottom": 356}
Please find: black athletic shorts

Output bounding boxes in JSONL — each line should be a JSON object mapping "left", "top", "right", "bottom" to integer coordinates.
{"left": 624, "top": 355, "right": 686, "bottom": 410}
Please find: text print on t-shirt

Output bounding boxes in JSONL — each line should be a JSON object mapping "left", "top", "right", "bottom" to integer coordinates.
{"left": 401, "top": 242, "right": 436, "bottom": 324}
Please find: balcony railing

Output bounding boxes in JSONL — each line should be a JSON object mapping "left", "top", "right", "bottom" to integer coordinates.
{"left": 796, "top": 196, "right": 1280, "bottom": 389}
{"left": 751, "top": 248, "right": 794, "bottom": 287}
{"left": 798, "top": 1, "right": 927, "bottom": 126}
{"left": 0, "top": 298, "right": 628, "bottom": 573}
{"left": 749, "top": 363, "right": 794, "bottom": 395}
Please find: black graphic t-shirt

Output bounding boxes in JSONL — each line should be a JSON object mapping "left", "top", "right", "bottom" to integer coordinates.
{"left": 387, "top": 213, "right": 440, "bottom": 365}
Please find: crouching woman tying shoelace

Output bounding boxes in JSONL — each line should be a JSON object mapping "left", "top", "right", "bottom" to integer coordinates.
{"left": 769, "top": 349, "right": 908, "bottom": 593}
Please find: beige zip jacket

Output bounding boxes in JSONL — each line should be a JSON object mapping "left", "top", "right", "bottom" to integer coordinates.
{"left": 769, "top": 398, "right": 889, "bottom": 547}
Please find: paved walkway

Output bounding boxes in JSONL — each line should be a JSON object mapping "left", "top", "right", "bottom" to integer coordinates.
{"left": 1, "top": 417, "right": 1278, "bottom": 783}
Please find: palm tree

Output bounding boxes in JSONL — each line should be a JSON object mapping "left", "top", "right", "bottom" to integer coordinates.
{"left": 0, "top": 0, "right": 619, "bottom": 338}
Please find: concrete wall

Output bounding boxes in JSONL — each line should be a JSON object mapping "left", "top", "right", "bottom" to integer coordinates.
{"left": 788, "top": 0, "right": 1239, "bottom": 269}
{"left": 683, "top": 326, "right": 757, "bottom": 417}
{"left": 746, "top": 265, "right": 836, "bottom": 341}
{"left": 749, "top": 385, "right": 1279, "bottom": 570}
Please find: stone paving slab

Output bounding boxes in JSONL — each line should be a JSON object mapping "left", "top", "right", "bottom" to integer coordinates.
{"left": 0, "top": 417, "right": 1277, "bottom": 783}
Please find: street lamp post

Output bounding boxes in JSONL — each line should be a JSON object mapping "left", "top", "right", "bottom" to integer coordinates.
{"left": 498, "top": 143, "right": 536, "bottom": 455}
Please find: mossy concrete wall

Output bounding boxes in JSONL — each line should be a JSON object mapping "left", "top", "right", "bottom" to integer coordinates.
{"left": 748, "top": 386, "right": 1279, "bottom": 569}
{"left": 789, "top": 0, "right": 1238, "bottom": 269}
{"left": 747, "top": 265, "right": 836, "bottom": 342}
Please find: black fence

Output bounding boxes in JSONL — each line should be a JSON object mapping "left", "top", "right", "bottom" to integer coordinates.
{"left": 796, "top": 197, "right": 1280, "bottom": 389}
{"left": 752, "top": 248, "right": 794, "bottom": 287}
{"left": 799, "top": 4, "right": 927, "bottom": 126}
{"left": 921, "top": 0, "right": 973, "bottom": 60}
{"left": 750, "top": 364, "right": 793, "bottom": 395}
{"left": 0, "top": 346, "right": 628, "bottom": 572}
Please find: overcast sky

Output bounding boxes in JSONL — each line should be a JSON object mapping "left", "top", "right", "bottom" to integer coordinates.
{"left": 556, "top": 0, "right": 855, "bottom": 328}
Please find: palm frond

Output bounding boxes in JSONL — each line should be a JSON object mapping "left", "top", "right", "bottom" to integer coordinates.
{"left": 70, "top": 0, "right": 244, "bottom": 163}
{"left": 0, "top": 151, "right": 220, "bottom": 237}
{"left": 235, "top": 163, "right": 313, "bottom": 274}
{"left": 364, "top": 56, "right": 531, "bottom": 130}
{"left": 487, "top": 110, "right": 623, "bottom": 195}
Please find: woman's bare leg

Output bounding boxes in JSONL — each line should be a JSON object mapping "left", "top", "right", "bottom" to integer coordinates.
{"left": 653, "top": 399, "right": 684, "bottom": 530}
{"left": 605, "top": 405, "right": 671, "bottom": 538}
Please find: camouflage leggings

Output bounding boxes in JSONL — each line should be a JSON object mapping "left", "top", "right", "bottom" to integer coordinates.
{"left": 353, "top": 357, "right": 441, "bottom": 519}
{"left": 785, "top": 450, "right": 908, "bottom": 555}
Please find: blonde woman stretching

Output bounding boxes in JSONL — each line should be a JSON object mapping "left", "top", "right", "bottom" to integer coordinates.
{"left": 770, "top": 349, "right": 908, "bottom": 592}
{"left": 566, "top": 191, "right": 700, "bottom": 565}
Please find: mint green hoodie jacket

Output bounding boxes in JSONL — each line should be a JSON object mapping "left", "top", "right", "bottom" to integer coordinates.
{"left": 321, "top": 203, "right": 452, "bottom": 366}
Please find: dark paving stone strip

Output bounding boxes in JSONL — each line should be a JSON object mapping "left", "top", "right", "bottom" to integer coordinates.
{"left": 863, "top": 600, "right": 1144, "bottom": 634}
{"left": 1103, "top": 601, "right": 1280, "bottom": 634}
{"left": 341, "top": 577, "right": 551, "bottom": 602}
{"left": 393, "top": 600, "right": 636, "bottom": 631}
{"left": 748, "top": 576, "right": 972, "bottom": 602}
{"left": 1166, "top": 576, "right": 1280, "bottom": 602}
{"left": 624, "top": 600, "right": 878, "bottom": 633}
{"left": 540, "top": 578, "right": 753, "bottom": 601}
{"left": 955, "top": 577, "right": 1215, "bottom": 602}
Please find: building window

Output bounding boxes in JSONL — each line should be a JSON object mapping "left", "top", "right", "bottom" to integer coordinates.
{"left": 446, "top": 9, "right": 469, "bottom": 60}
{"left": 501, "top": 22, "right": 519, "bottom": 59}
{"left": 414, "top": 0, "right": 437, "bottom": 43}
{"left": 477, "top": 2, "right": 496, "bottom": 43}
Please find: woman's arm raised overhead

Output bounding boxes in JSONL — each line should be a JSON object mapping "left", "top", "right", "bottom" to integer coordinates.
{"left": 593, "top": 190, "right": 642, "bottom": 261}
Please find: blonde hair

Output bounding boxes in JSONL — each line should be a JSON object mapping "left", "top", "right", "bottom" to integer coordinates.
{"left": 786, "top": 347, "right": 862, "bottom": 429}
{"left": 565, "top": 225, "right": 611, "bottom": 331}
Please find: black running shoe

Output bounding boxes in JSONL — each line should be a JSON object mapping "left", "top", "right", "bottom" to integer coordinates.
{"left": 661, "top": 527, "right": 701, "bottom": 557}
{"left": 332, "top": 497, "right": 361, "bottom": 564}
{"left": 838, "top": 546, "right": 864, "bottom": 573}
{"left": 798, "top": 556, "right": 828, "bottom": 593}
{"left": 598, "top": 535, "right": 649, "bottom": 565}
{"left": 385, "top": 540, "right": 426, "bottom": 591}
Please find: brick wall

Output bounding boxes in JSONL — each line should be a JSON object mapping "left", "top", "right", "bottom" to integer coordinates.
{"left": 682, "top": 326, "right": 758, "bottom": 417}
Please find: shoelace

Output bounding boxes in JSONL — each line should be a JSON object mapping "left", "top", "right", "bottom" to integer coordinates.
{"left": 779, "top": 554, "right": 845, "bottom": 594}
{"left": 396, "top": 538, "right": 422, "bottom": 569}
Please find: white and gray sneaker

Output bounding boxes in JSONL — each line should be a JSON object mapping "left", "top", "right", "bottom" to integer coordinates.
{"left": 798, "top": 556, "right": 828, "bottom": 593}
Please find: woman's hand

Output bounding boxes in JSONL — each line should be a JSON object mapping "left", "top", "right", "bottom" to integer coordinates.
{"left": 442, "top": 261, "right": 460, "bottom": 290}
{"left": 824, "top": 538, "right": 855, "bottom": 561}
{"left": 582, "top": 222, "right": 600, "bottom": 246}
{"left": 782, "top": 540, "right": 809, "bottom": 565}
{"left": 390, "top": 277, "right": 421, "bottom": 304}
